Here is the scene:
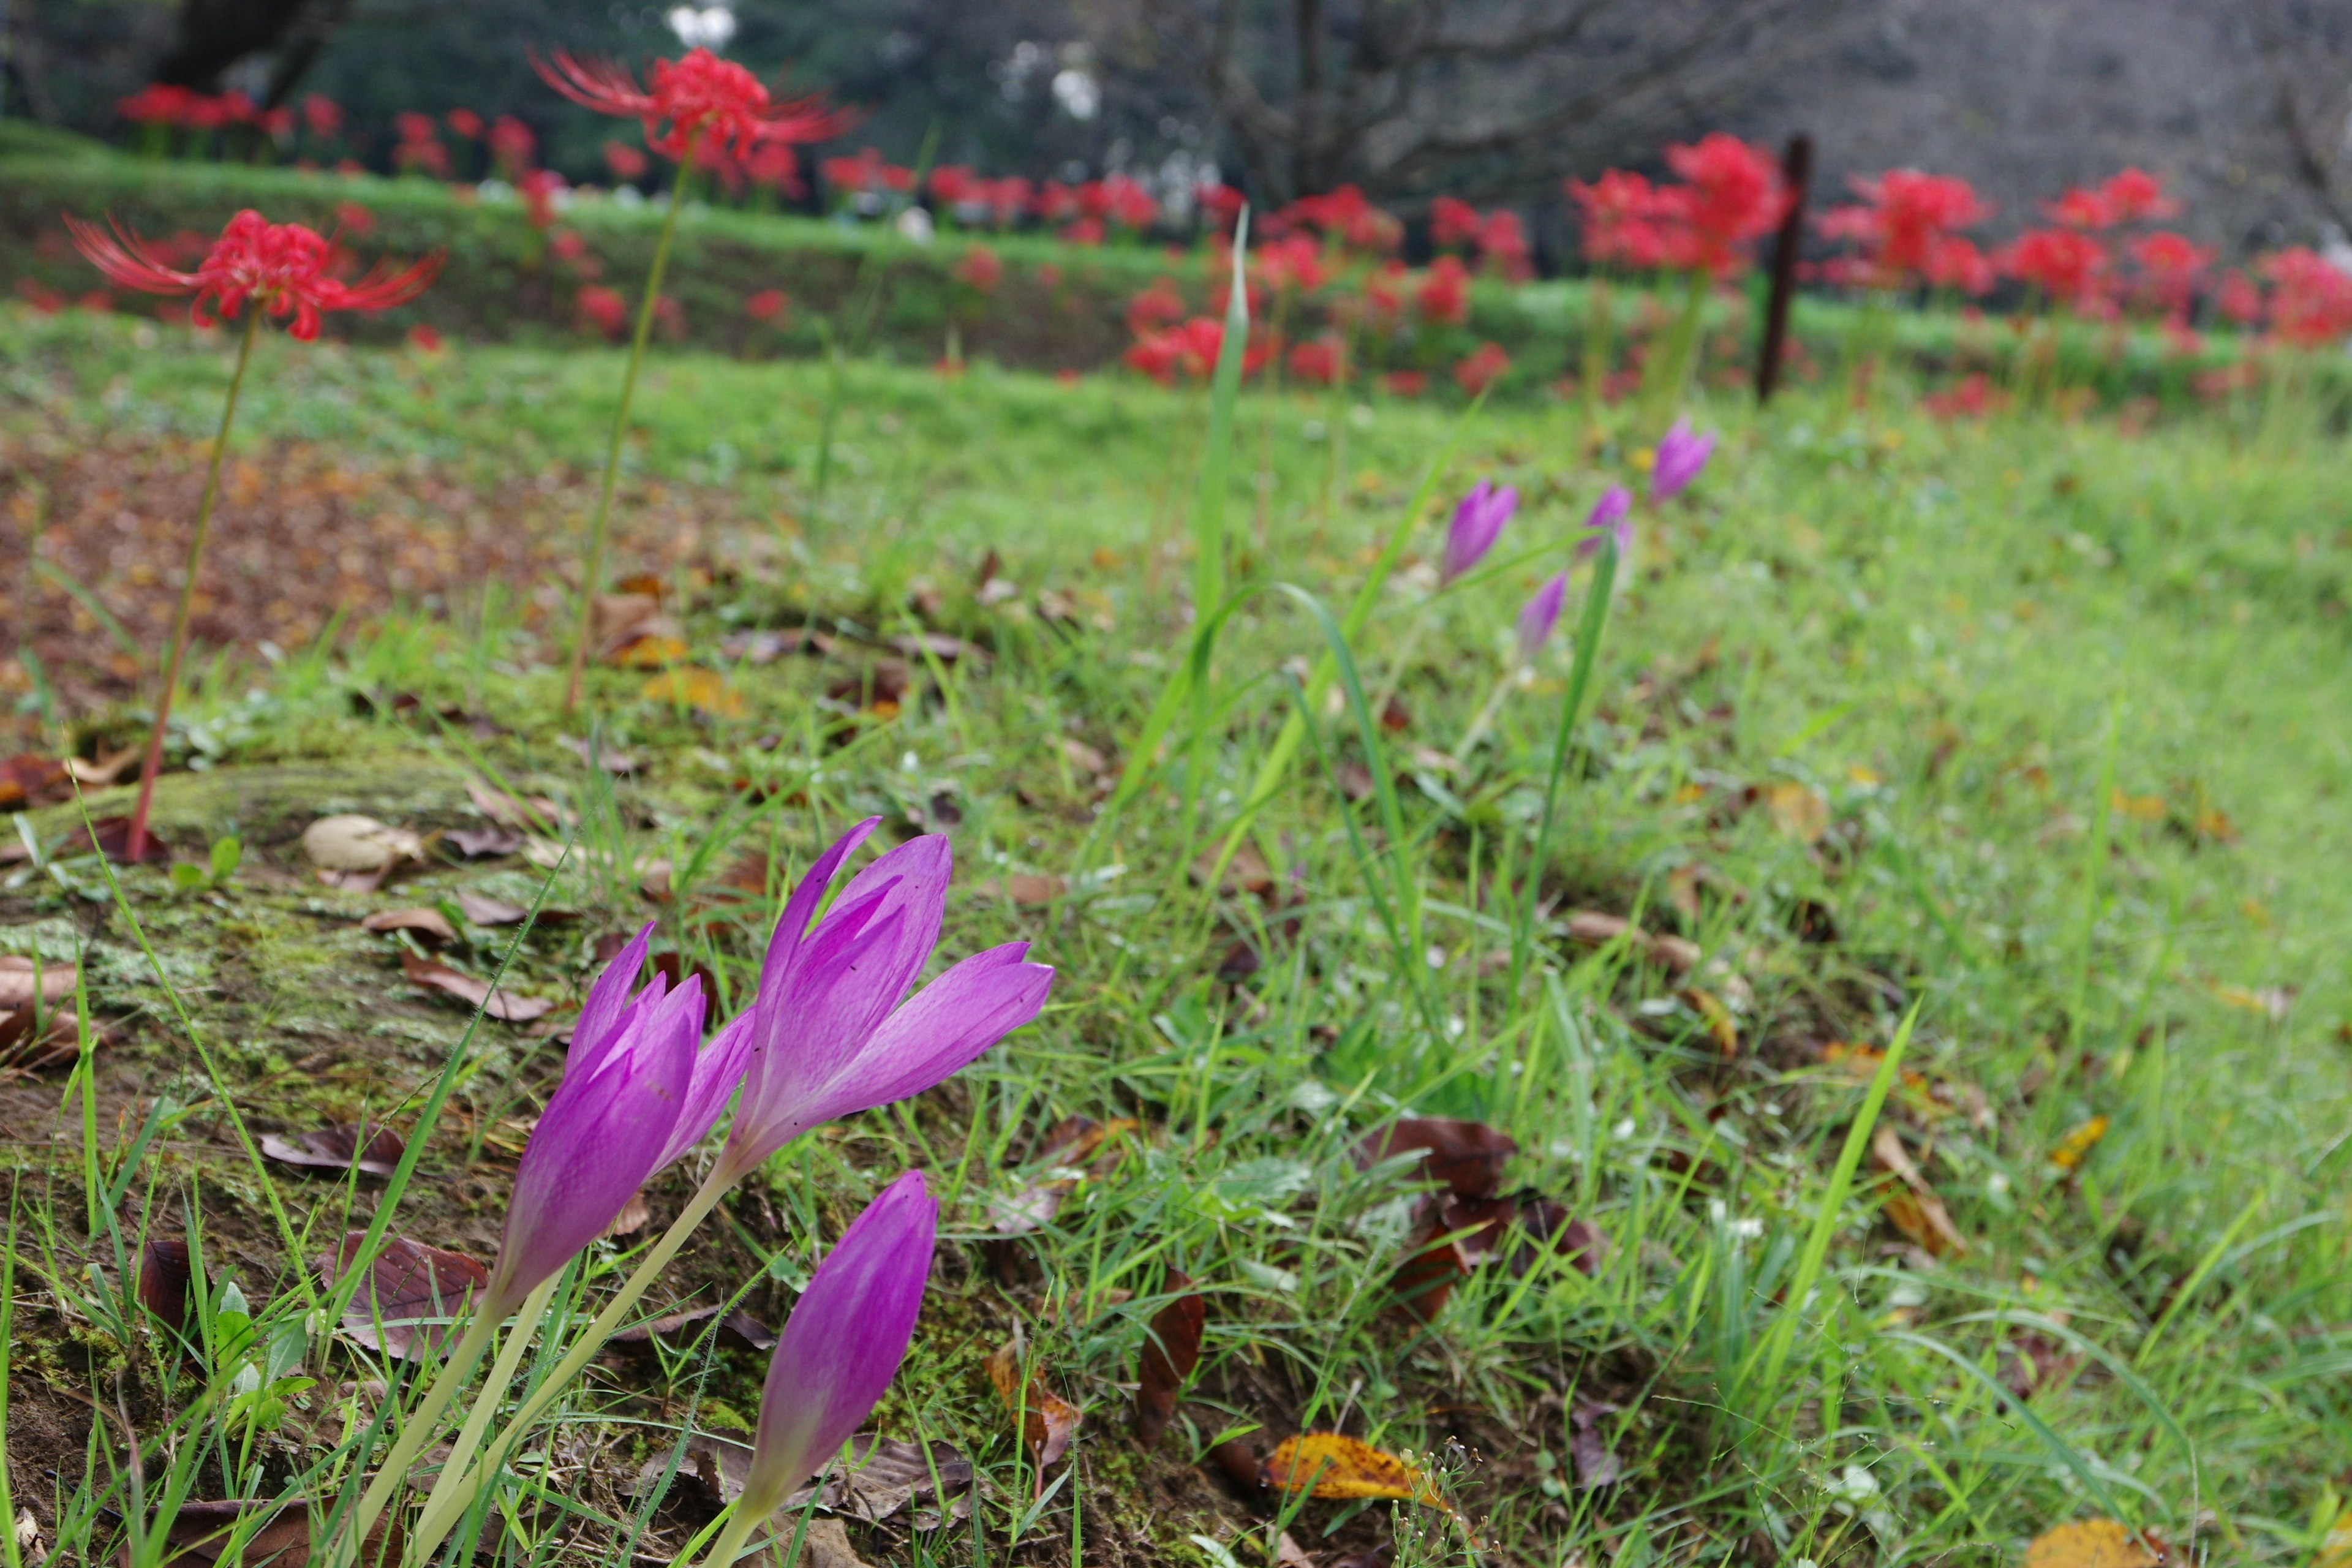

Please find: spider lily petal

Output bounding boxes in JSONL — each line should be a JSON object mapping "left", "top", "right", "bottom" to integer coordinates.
{"left": 737, "top": 1172, "right": 938, "bottom": 1518}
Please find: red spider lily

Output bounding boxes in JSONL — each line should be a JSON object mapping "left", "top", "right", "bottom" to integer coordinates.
{"left": 2045, "top": 186, "right": 2113, "bottom": 230}
{"left": 1287, "top": 334, "right": 1344, "bottom": 385}
{"left": 1283, "top": 184, "right": 1402, "bottom": 253}
{"left": 1478, "top": 209, "right": 1532, "bottom": 281}
{"left": 2098, "top": 167, "right": 2177, "bottom": 224}
{"left": 1197, "top": 183, "right": 1247, "bottom": 232}
{"left": 577, "top": 284, "right": 629, "bottom": 338}
{"left": 2131, "top": 231, "right": 2212, "bottom": 319}
{"left": 1923, "top": 372, "right": 2004, "bottom": 421}
{"left": 2261, "top": 247, "right": 2352, "bottom": 348}
{"left": 1924, "top": 234, "right": 1996, "bottom": 296}
{"left": 1656, "top": 133, "right": 1785, "bottom": 274}
{"left": 409, "top": 323, "right": 445, "bottom": 353}
{"left": 983, "top": 178, "right": 1032, "bottom": 227}
{"left": 2217, "top": 269, "right": 2264, "bottom": 327}
{"left": 1102, "top": 175, "right": 1159, "bottom": 230}
{"left": 334, "top": 200, "right": 375, "bottom": 238}
{"left": 66, "top": 208, "right": 440, "bottom": 341}
{"left": 1126, "top": 278, "right": 1187, "bottom": 337}
{"left": 746, "top": 142, "right": 803, "bottom": 197}
{"left": 537, "top": 46, "right": 847, "bottom": 162}
{"left": 1031, "top": 180, "right": 1079, "bottom": 222}
{"left": 302, "top": 94, "right": 344, "bottom": 138}
{"left": 1567, "top": 169, "right": 1670, "bottom": 269}
{"left": 1362, "top": 260, "right": 1408, "bottom": 321}
{"left": 394, "top": 113, "right": 452, "bottom": 178}
{"left": 448, "top": 108, "right": 485, "bottom": 140}
{"left": 2000, "top": 227, "right": 2109, "bottom": 310}
{"left": 1256, "top": 233, "right": 1328, "bottom": 296}
{"left": 1453, "top": 341, "right": 1511, "bottom": 395}
{"left": 1820, "top": 168, "right": 1991, "bottom": 287}
{"left": 954, "top": 245, "right": 1003, "bottom": 292}
{"left": 745, "top": 288, "right": 788, "bottom": 323}
{"left": 519, "top": 169, "right": 567, "bottom": 228}
{"left": 1381, "top": 369, "right": 1428, "bottom": 397}
{"left": 490, "top": 115, "right": 538, "bottom": 174}
{"left": 1431, "top": 195, "right": 1482, "bottom": 252}
{"left": 604, "top": 140, "right": 650, "bottom": 182}
{"left": 1062, "top": 216, "right": 1107, "bottom": 247}
{"left": 1415, "top": 255, "right": 1472, "bottom": 326}
{"left": 930, "top": 165, "right": 976, "bottom": 205}
{"left": 119, "top": 83, "right": 203, "bottom": 128}
{"left": 824, "top": 147, "right": 911, "bottom": 196}
{"left": 1125, "top": 317, "right": 1264, "bottom": 385}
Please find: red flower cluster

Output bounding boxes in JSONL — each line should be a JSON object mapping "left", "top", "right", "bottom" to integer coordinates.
{"left": 1568, "top": 136, "right": 1786, "bottom": 276}
{"left": 954, "top": 245, "right": 1004, "bottom": 292}
{"left": 2046, "top": 167, "right": 2180, "bottom": 230}
{"left": 824, "top": 146, "right": 918, "bottom": 197}
{"left": 1453, "top": 341, "right": 1511, "bottom": 394}
{"left": 1286, "top": 334, "right": 1344, "bottom": 385}
{"left": 1415, "top": 255, "right": 1471, "bottom": 326}
{"left": 1256, "top": 233, "right": 1329, "bottom": 296}
{"left": 537, "top": 46, "right": 846, "bottom": 162}
{"left": 118, "top": 84, "right": 296, "bottom": 138}
{"left": 1999, "top": 227, "right": 2108, "bottom": 307}
{"left": 1125, "top": 317, "right": 1229, "bottom": 384}
{"left": 1430, "top": 197, "right": 1531, "bottom": 279}
{"left": 2261, "top": 248, "right": 2352, "bottom": 347}
{"left": 1272, "top": 184, "right": 1403, "bottom": 254}
{"left": 67, "top": 208, "right": 440, "bottom": 340}
{"left": 395, "top": 112, "right": 452, "bottom": 178}
{"left": 1819, "top": 169, "right": 1993, "bottom": 290}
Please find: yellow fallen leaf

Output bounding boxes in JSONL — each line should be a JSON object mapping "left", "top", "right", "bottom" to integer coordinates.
{"left": 1261, "top": 1434, "right": 1436, "bottom": 1504}
{"left": 1766, "top": 782, "right": 1828, "bottom": 844}
{"left": 2049, "top": 1115, "right": 2110, "bottom": 1174}
{"left": 2022, "top": 1518, "right": 2157, "bottom": 1568}
{"left": 641, "top": 666, "right": 745, "bottom": 718}
{"left": 2109, "top": 790, "right": 2166, "bottom": 823}
{"left": 611, "top": 633, "right": 689, "bottom": 668}
{"left": 1682, "top": 986, "right": 1738, "bottom": 1057}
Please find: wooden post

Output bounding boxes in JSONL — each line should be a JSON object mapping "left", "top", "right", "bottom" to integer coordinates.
{"left": 1755, "top": 133, "right": 1813, "bottom": 402}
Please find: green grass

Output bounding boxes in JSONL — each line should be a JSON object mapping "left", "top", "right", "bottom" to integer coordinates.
{"left": 4, "top": 302, "right": 2352, "bottom": 1567}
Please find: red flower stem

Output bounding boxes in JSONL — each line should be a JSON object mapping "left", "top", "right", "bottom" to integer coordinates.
{"left": 126, "top": 309, "right": 259, "bottom": 865}
{"left": 562, "top": 129, "right": 700, "bottom": 713}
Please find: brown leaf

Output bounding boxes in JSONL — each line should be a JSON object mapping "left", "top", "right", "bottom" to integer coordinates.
{"left": 1060, "top": 737, "right": 1109, "bottom": 774}
{"left": 1568, "top": 1400, "right": 1624, "bottom": 1488}
{"left": 1354, "top": 1118, "right": 1517, "bottom": 1201}
{"left": 1274, "top": 1532, "right": 1317, "bottom": 1568}
{"left": 644, "top": 1431, "right": 974, "bottom": 1531}
{"left": 604, "top": 1189, "right": 652, "bottom": 1238}
{"left": 124, "top": 1496, "right": 402, "bottom": 1568}
{"left": 2022, "top": 1520, "right": 2158, "bottom": 1568}
{"left": 0, "top": 955, "right": 77, "bottom": 1008}
{"left": 609, "top": 1303, "right": 778, "bottom": 1352}
{"left": 260, "top": 1123, "right": 407, "bottom": 1179}
{"left": 138, "top": 1237, "right": 194, "bottom": 1333}
{"left": 1335, "top": 761, "right": 1377, "bottom": 802}
{"left": 640, "top": 668, "right": 745, "bottom": 718}
{"left": 723, "top": 627, "right": 835, "bottom": 663}
{"left": 827, "top": 659, "right": 910, "bottom": 714}
{"left": 1135, "top": 1269, "right": 1206, "bottom": 1444}
{"left": 0, "top": 755, "right": 70, "bottom": 810}
{"left": 61, "top": 815, "right": 171, "bottom": 865}
{"left": 454, "top": 889, "right": 530, "bottom": 925}
{"left": 1513, "top": 1199, "right": 1608, "bottom": 1278}
{"left": 320, "top": 1232, "right": 488, "bottom": 1362}
{"left": 1379, "top": 695, "right": 1411, "bottom": 733}
{"left": 400, "top": 952, "right": 554, "bottom": 1023}
{"left": 1384, "top": 1233, "right": 1469, "bottom": 1325}
{"left": 0, "top": 1004, "right": 86, "bottom": 1070}
{"left": 1261, "top": 1434, "right": 1431, "bottom": 1502}
{"left": 987, "top": 872, "right": 1069, "bottom": 907}
{"left": 892, "top": 631, "right": 987, "bottom": 667}
{"left": 465, "top": 778, "right": 569, "bottom": 834}
{"left": 1871, "top": 1127, "right": 1967, "bottom": 1257}
{"left": 1681, "top": 986, "right": 1738, "bottom": 1057}
{"left": 447, "top": 827, "right": 524, "bottom": 859}
{"left": 359, "top": 908, "right": 459, "bottom": 944}
{"left": 1192, "top": 842, "right": 1275, "bottom": 901}
{"left": 1562, "top": 911, "right": 1700, "bottom": 973}
{"left": 1766, "top": 782, "right": 1830, "bottom": 844}
{"left": 1207, "top": 1439, "right": 1264, "bottom": 1499}
{"left": 1999, "top": 1330, "right": 2085, "bottom": 1402}
{"left": 987, "top": 1337, "right": 1082, "bottom": 1470}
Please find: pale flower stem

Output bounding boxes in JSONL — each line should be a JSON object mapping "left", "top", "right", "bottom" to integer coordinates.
{"left": 1368, "top": 614, "right": 1428, "bottom": 723}
{"left": 404, "top": 1273, "right": 561, "bottom": 1556}
{"left": 689, "top": 1499, "right": 764, "bottom": 1568}
{"left": 414, "top": 1171, "right": 732, "bottom": 1534}
{"left": 561, "top": 134, "right": 700, "bottom": 713}
{"left": 1452, "top": 666, "right": 1523, "bottom": 760}
{"left": 126, "top": 309, "right": 259, "bottom": 864}
{"left": 333, "top": 1304, "right": 498, "bottom": 1568}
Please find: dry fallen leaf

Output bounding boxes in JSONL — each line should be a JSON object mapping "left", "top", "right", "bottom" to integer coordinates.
{"left": 0, "top": 956, "right": 77, "bottom": 1008}
{"left": 641, "top": 667, "right": 745, "bottom": 718}
{"left": 1766, "top": 782, "right": 1830, "bottom": 845}
{"left": 261, "top": 1123, "right": 407, "bottom": 1180}
{"left": 987, "top": 872, "right": 1069, "bottom": 907}
{"left": 609, "top": 1303, "right": 778, "bottom": 1352}
{"left": 1564, "top": 910, "right": 1701, "bottom": 973}
{"left": 987, "top": 1336, "right": 1082, "bottom": 1471}
{"left": 400, "top": 951, "right": 554, "bottom": 1023}
{"left": 321, "top": 1232, "right": 488, "bottom": 1363}
{"left": 138, "top": 1237, "right": 194, "bottom": 1333}
{"left": 447, "top": 827, "right": 524, "bottom": 859}
{"left": 611, "top": 633, "right": 690, "bottom": 668}
{"left": 604, "top": 1189, "right": 652, "bottom": 1238}
{"left": 130, "top": 1495, "right": 403, "bottom": 1568}
{"left": 360, "top": 907, "right": 459, "bottom": 944}
{"left": 2022, "top": 1520, "right": 2158, "bottom": 1568}
{"left": 1135, "top": 1268, "right": 1205, "bottom": 1444}
{"left": 1871, "top": 1127, "right": 1966, "bottom": 1257}
{"left": 454, "top": 889, "right": 530, "bottom": 925}
{"left": 1682, "top": 986, "right": 1739, "bottom": 1056}
{"left": 0, "top": 755, "right": 70, "bottom": 810}
{"left": 1354, "top": 1118, "right": 1517, "bottom": 1201}
{"left": 1260, "top": 1434, "right": 1434, "bottom": 1504}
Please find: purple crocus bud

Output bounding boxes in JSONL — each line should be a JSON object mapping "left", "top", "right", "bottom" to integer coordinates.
{"left": 1651, "top": 420, "right": 1717, "bottom": 503}
{"left": 1441, "top": 480, "right": 1518, "bottom": 583}
{"left": 1515, "top": 573, "right": 1569, "bottom": 665}
{"left": 715, "top": 820, "right": 1055, "bottom": 1183}
{"left": 1574, "top": 484, "right": 1635, "bottom": 561}
{"left": 485, "top": 926, "right": 709, "bottom": 1314}
{"left": 735, "top": 1171, "right": 938, "bottom": 1519}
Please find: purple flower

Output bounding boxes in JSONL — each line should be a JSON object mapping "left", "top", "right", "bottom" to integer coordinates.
{"left": 486, "top": 925, "right": 717, "bottom": 1314}
{"left": 1574, "top": 484, "right": 1634, "bottom": 562}
{"left": 1651, "top": 420, "right": 1716, "bottom": 503}
{"left": 715, "top": 820, "right": 1055, "bottom": 1182}
{"left": 736, "top": 1171, "right": 938, "bottom": 1517}
{"left": 1442, "top": 480, "right": 1518, "bottom": 583}
{"left": 1515, "top": 573, "right": 1569, "bottom": 664}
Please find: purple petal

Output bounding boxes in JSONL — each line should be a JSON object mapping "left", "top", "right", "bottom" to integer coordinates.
{"left": 1515, "top": 573, "right": 1569, "bottom": 664}
{"left": 1442, "top": 480, "right": 1517, "bottom": 584}
{"left": 742, "top": 1171, "right": 939, "bottom": 1513}
{"left": 493, "top": 980, "right": 699, "bottom": 1311}
{"left": 797, "top": 943, "right": 1055, "bottom": 1129}
{"left": 652, "top": 1007, "right": 755, "bottom": 1172}
{"left": 755, "top": 818, "right": 884, "bottom": 997}
{"left": 570, "top": 922, "right": 654, "bottom": 1076}
{"left": 1575, "top": 485, "right": 1636, "bottom": 562}
{"left": 1651, "top": 421, "right": 1717, "bottom": 503}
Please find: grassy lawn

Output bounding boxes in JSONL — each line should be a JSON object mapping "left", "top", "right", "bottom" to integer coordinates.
{"left": 4, "top": 306, "right": 2351, "bottom": 1567}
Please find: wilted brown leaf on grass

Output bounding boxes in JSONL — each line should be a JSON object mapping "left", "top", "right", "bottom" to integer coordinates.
{"left": 447, "top": 827, "right": 524, "bottom": 859}
{"left": 128, "top": 1496, "right": 403, "bottom": 1568}
{"left": 1134, "top": 1268, "right": 1205, "bottom": 1444}
{"left": 1564, "top": 911, "right": 1700, "bottom": 973}
{"left": 138, "top": 1237, "right": 194, "bottom": 1332}
{"left": 557, "top": 734, "right": 640, "bottom": 774}
{"left": 465, "top": 778, "right": 570, "bottom": 834}
{"left": 1568, "top": 1400, "right": 1624, "bottom": 1488}
{"left": 1870, "top": 1127, "right": 1967, "bottom": 1257}
{"left": 0, "top": 755, "right": 69, "bottom": 810}
{"left": 1354, "top": 1118, "right": 1517, "bottom": 1200}
{"left": 358, "top": 907, "right": 458, "bottom": 944}
{"left": 1681, "top": 986, "right": 1739, "bottom": 1056}
{"left": 1260, "top": 1434, "right": 1433, "bottom": 1503}
{"left": 400, "top": 952, "right": 554, "bottom": 1023}
{"left": 992, "top": 1116, "right": 1140, "bottom": 1235}
{"left": 2022, "top": 1520, "right": 2158, "bottom": 1568}
{"left": 608, "top": 1303, "right": 778, "bottom": 1352}
{"left": 987, "top": 1335, "right": 1082, "bottom": 1470}
{"left": 321, "top": 1232, "right": 488, "bottom": 1362}
{"left": 985, "top": 872, "right": 1069, "bottom": 907}
{"left": 0, "top": 956, "right": 76, "bottom": 1008}
{"left": 611, "top": 633, "right": 690, "bottom": 669}
{"left": 260, "top": 1123, "right": 407, "bottom": 1179}
{"left": 0, "top": 1003, "right": 86, "bottom": 1071}
{"left": 641, "top": 667, "right": 745, "bottom": 718}
{"left": 1999, "top": 1330, "right": 2084, "bottom": 1401}
{"left": 453, "top": 889, "right": 530, "bottom": 925}
{"left": 1766, "top": 782, "right": 1830, "bottom": 844}
{"left": 1194, "top": 842, "right": 1276, "bottom": 902}
{"left": 1384, "top": 1233, "right": 1470, "bottom": 1325}
{"left": 603, "top": 1189, "right": 652, "bottom": 1238}
{"left": 62, "top": 815, "right": 172, "bottom": 865}
{"left": 2049, "top": 1115, "right": 2111, "bottom": 1173}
